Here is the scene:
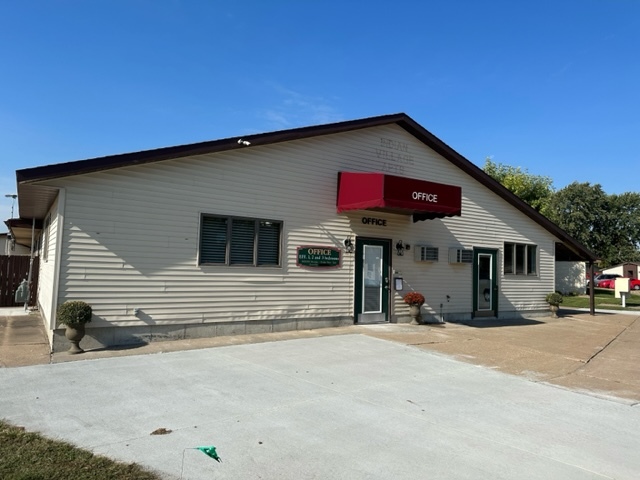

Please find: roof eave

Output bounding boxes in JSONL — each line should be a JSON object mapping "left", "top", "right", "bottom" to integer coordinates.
{"left": 394, "top": 117, "right": 599, "bottom": 262}
{"left": 13, "top": 112, "right": 598, "bottom": 261}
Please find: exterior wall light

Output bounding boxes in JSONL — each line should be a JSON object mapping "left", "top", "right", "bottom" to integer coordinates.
{"left": 396, "top": 240, "right": 410, "bottom": 256}
{"left": 343, "top": 237, "right": 354, "bottom": 254}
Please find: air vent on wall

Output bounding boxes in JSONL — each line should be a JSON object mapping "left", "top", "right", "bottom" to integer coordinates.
{"left": 415, "top": 246, "right": 439, "bottom": 262}
{"left": 449, "top": 248, "right": 473, "bottom": 264}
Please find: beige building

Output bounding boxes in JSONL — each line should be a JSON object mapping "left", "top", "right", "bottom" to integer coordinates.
{"left": 0, "top": 232, "right": 31, "bottom": 256}
{"left": 11, "top": 114, "right": 596, "bottom": 352}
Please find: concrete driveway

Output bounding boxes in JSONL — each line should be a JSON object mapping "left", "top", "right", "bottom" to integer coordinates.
{"left": 1, "top": 312, "right": 640, "bottom": 479}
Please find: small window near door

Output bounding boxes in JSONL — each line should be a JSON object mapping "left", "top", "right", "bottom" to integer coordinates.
{"left": 504, "top": 242, "right": 537, "bottom": 275}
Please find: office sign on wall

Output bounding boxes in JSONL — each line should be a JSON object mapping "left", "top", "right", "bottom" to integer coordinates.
{"left": 296, "top": 246, "right": 341, "bottom": 268}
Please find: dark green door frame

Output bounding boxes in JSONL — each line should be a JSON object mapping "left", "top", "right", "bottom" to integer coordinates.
{"left": 473, "top": 248, "right": 498, "bottom": 317}
{"left": 354, "top": 238, "right": 391, "bottom": 324}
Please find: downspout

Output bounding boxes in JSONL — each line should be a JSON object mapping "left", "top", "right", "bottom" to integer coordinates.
{"left": 25, "top": 218, "right": 35, "bottom": 312}
{"left": 589, "top": 261, "right": 595, "bottom": 315}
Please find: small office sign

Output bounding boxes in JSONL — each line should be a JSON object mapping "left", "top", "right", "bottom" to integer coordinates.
{"left": 296, "top": 246, "right": 341, "bottom": 268}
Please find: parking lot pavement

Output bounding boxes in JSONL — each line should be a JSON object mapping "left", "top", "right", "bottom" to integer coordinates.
{"left": 2, "top": 333, "right": 640, "bottom": 479}
{"left": 361, "top": 311, "right": 640, "bottom": 403}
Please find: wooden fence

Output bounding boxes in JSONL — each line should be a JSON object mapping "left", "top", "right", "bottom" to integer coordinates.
{"left": 0, "top": 255, "right": 39, "bottom": 307}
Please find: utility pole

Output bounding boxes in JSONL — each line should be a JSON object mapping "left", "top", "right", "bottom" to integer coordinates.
{"left": 5, "top": 194, "right": 17, "bottom": 218}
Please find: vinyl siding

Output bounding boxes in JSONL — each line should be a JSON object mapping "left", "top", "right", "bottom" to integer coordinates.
{"left": 41, "top": 124, "right": 559, "bottom": 325}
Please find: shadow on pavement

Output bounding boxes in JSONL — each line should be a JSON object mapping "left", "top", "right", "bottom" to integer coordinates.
{"left": 459, "top": 318, "right": 546, "bottom": 328}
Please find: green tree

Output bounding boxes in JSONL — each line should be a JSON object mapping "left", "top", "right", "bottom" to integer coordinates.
{"left": 546, "top": 183, "right": 640, "bottom": 266}
{"left": 483, "top": 158, "right": 554, "bottom": 215}
{"left": 607, "top": 192, "right": 640, "bottom": 264}
{"left": 545, "top": 182, "right": 609, "bottom": 255}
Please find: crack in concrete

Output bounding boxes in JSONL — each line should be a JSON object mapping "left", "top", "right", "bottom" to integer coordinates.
{"left": 407, "top": 337, "right": 478, "bottom": 347}
{"left": 544, "top": 317, "right": 640, "bottom": 383}
{"left": 582, "top": 316, "right": 639, "bottom": 367}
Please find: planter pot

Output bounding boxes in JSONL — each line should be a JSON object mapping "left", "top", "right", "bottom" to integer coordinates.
{"left": 64, "top": 323, "right": 86, "bottom": 354}
{"left": 549, "top": 305, "right": 559, "bottom": 318}
{"left": 409, "top": 304, "right": 422, "bottom": 325}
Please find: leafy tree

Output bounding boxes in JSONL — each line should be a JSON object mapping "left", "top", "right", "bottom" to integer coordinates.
{"left": 483, "top": 158, "right": 640, "bottom": 267}
{"left": 483, "top": 159, "right": 554, "bottom": 215}
{"left": 546, "top": 183, "right": 640, "bottom": 267}
{"left": 545, "top": 182, "right": 609, "bottom": 255}
{"left": 607, "top": 192, "right": 640, "bottom": 264}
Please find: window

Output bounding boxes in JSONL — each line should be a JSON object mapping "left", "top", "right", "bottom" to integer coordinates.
{"left": 504, "top": 242, "right": 537, "bottom": 275}
{"left": 199, "top": 214, "right": 282, "bottom": 267}
{"left": 42, "top": 214, "right": 51, "bottom": 262}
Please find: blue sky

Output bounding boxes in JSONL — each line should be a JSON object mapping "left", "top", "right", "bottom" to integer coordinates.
{"left": 1, "top": 0, "right": 639, "bottom": 229}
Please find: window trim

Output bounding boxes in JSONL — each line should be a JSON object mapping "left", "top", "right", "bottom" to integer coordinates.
{"left": 504, "top": 242, "right": 537, "bottom": 276}
{"left": 198, "top": 213, "right": 283, "bottom": 267}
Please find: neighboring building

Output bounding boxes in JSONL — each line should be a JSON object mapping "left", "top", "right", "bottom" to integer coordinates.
{"left": 0, "top": 232, "right": 32, "bottom": 256}
{"left": 555, "top": 261, "right": 587, "bottom": 295}
{"left": 11, "top": 113, "right": 597, "bottom": 352}
{"left": 603, "top": 263, "right": 639, "bottom": 279}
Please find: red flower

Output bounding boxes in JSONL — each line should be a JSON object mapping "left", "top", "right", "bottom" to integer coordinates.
{"left": 403, "top": 292, "right": 425, "bottom": 306}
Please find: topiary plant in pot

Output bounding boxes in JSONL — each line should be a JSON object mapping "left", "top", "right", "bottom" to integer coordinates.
{"left": 545, "top": 292, "right": 563, "bottom": 318}
{"left": 57, "top": 300, "right": 93, "bottom": 354}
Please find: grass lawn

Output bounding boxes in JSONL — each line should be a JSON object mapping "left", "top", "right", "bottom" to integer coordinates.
{"left": 0, "top": 420, "right": 162, "bottom": 480}
{"left": 561, "top": 288, "right": 640, "bottom": 310}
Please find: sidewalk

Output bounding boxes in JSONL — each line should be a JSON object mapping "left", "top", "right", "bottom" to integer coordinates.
{"left": 0, "top": 308, "right": 50, "bottom": 367}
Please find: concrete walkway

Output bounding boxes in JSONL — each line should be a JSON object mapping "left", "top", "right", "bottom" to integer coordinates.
{"left": 0, "top": 308, "right": 50, "bottom": 367}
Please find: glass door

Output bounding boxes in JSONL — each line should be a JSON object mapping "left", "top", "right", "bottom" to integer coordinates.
{"left": 355, "top": 238, "right": 390, "bottom": 323}
{"left": 473, "top": 248, "right": 498, "bottom": 317}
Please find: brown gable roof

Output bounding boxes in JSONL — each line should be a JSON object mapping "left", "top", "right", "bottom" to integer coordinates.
{"left": 15, "top": 112, "right": 597, "bottom": 261}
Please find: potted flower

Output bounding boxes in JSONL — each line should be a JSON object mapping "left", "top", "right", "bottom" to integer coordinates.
{"left": 545, "top": 292, "right": 563, "bottom": 318}
{"left": 57, "top": 300, "right": 93, "bottom": 354}
{"left": 403, "top": 292, "right": 425, "bottom": 324}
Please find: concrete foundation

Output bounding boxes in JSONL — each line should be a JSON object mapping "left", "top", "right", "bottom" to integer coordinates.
{"left": 51, "top": 316, "right": 354, "bottom": 353}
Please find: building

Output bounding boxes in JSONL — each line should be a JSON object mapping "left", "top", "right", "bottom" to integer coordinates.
{"left": 11, "top": 114, "right": 597, "bottom": 352}
{"left": 0, "top": 232, "right": 32, "bottom": 256}
{"left": 602, "top": 262, "right": 639, "bottom": 279}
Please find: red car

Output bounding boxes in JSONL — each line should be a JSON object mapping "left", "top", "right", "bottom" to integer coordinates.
{"left": 598, "top": 279, "right": 616, "bottom": 289}
{"left": 599, "top": 278, "right": 640, "bottom": 290}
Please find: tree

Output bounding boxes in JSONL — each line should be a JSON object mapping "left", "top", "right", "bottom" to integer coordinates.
{"left": 546, "top": 183, "right": 640, "bottom": 267}
{"left": 483, "top": 158, "right": 640, "bottom": 267}
{"left": 545, "top": 182, "right": 609, "bottom": 255}
{"left": 483, "top": 159, "right": 554, "bottom": 215}
{"left": 607, "top": 192, "right": 640, "bottom": 264}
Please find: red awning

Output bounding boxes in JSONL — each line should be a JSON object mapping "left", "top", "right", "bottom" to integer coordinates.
{"left": 336, "top": 172, "right": 462, "bottom": 222}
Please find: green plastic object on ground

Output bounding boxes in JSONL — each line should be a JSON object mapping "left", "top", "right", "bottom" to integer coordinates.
{"left": 197, "top": 446, "right": 222, "bottom": 462}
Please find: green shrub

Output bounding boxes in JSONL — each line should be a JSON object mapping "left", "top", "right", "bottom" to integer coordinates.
{"left": 57, "top": 300, "right": 93, "bottom": 326}
{"left": 545, "top": 292, "right": 563, "bottom": 307}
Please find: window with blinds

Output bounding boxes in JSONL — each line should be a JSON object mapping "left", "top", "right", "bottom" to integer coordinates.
{"left": 199, "top": 214, "right": 282, "bottom": 267}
